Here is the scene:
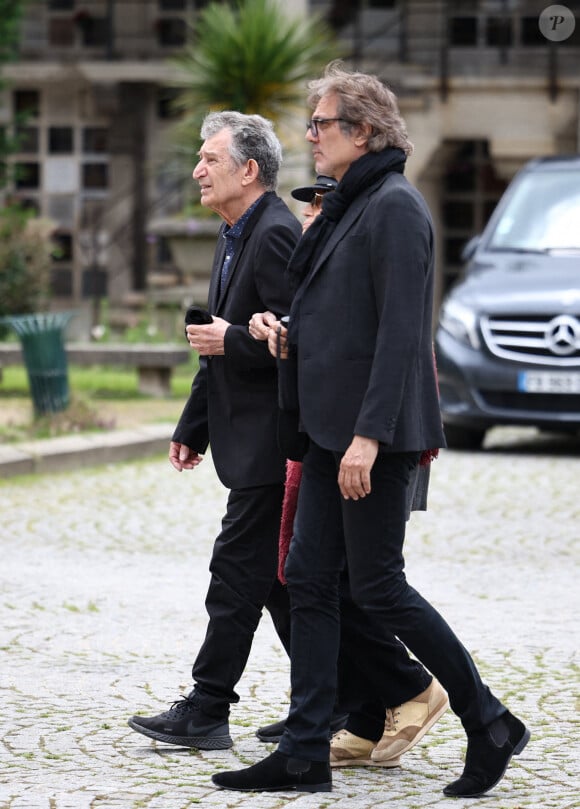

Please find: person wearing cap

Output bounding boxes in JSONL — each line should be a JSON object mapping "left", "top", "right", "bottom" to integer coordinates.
{"left": 291, "top": 174, "right": 338, "bottom": 232}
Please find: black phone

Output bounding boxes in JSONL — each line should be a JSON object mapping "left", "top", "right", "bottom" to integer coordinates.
{"left": 184, "top": 305, "right": 213, "bottom": 325}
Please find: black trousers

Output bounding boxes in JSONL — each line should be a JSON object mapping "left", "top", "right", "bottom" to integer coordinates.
{"left": 191, "top": 483, "right": 289, "bottom": 719}
{"left": 190, "top": 476, "right": 432, "bottom": 726}
{"left": 279, "top": 441, "right": 505, "bottom": 761}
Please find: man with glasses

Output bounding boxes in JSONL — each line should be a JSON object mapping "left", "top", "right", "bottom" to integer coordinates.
{"left": 250, "top": 175, "right": 449, "bottom": 768}
{"left": 212, "top": 63, "right": 529, "bottom": 798}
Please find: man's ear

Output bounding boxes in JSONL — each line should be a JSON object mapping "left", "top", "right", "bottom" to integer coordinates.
{"left": 354, "top": 122, "right": 373, "bottom": 148}
{"left": 242, "top": 158, "right": 260, "bottom": 185}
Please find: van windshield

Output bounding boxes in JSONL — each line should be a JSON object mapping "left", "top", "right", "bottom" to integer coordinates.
{"left": 488, "top": 168, "right": 580, "bottom": 251}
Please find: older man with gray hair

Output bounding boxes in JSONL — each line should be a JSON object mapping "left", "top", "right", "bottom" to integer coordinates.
{"left": 128, "top": 111, "right": 301, "bottom": 750}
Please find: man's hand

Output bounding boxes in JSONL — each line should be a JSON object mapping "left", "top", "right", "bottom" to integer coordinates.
{"left": 267, "top": 321, "right": 288, "bottom": 359}
{"left": 169, "top": 441, "right": 204, "bottom": 471}
{"left": 249, "top": 310, "right": 277, "bottom": 341}
{"left": 338, "top": 435, "right": 379, "bottom": 500}
{"left": 185, "top": 316, "right": 229, "bottom": 355}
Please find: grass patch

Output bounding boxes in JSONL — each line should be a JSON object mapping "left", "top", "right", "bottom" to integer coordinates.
{"left": 0, "top": 357, "right": 198, "bottom": 442}
{"left": 0, "top": 358, "right": 198, "bottom": 399}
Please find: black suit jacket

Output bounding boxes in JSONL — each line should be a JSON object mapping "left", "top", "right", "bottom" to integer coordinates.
{"left": 292, "top": 172, "right": 446, "bottom": 454}
{"left": 173, "top": 192, "right": 302, "bottom": 489}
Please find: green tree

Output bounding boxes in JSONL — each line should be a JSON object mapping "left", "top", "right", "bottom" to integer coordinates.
{"left": 172, "top": 0, "right": 340, "bottom": 159}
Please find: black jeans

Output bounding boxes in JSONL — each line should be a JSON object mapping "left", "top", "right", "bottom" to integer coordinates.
{"left": 279, "top": 441, "right": 505, "bottom": 761}
{"left": 191, "top": 483, "right": 289, "bottom": 719}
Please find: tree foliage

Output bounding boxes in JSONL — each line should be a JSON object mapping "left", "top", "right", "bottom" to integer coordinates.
{"left": 172, "top": 0, "right": 340, "bottom": 157}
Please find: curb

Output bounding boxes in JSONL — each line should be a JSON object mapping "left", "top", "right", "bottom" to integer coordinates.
{"left": 0, "top": 423, "right": 174, "bottom": 479}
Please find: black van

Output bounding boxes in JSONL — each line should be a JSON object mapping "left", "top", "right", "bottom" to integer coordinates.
{"left": 435, "top": 155, "right": 580, "bottom": 449}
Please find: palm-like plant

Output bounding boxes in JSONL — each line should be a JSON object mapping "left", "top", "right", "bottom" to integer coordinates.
{"left": 172, "top": 0, "right": 340, "bottom": 158}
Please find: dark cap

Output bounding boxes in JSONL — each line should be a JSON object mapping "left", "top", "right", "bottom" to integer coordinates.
{"left": 291, "top": 175, "right": 337, "bottom": 202}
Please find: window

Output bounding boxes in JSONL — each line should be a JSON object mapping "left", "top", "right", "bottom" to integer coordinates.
{"left": 450, "top": 17, "right": 477, "bottom": 46}
{"left": 157, "top": 88, "right": 183, "bottom": 119}
{"left": 16, "top": 127, "right": 39, "bottom": 153}
{"left": 159, "top": 0, "right": 186, "bottom": 8}
{"left": 49, "top": 18, "right": 75, "bottom": 46}
{"left": 485, "top": 16, "right": 512, "bottom": 47}
{"left": 14, "top": 162, "right": 40, "bottom": 189}
{"left": 51, "top": 232, "right": 73, "bottom": 262}
{"left": 83, "top": 163, "right": 108, "bottom": 189}
{"left": 83, "top": 127, "right": 108, "bottom": 153}
{"left": 49, "top": 0, "right": 75, "bottom": 8}
{"left": 49, "top": 127, "right": 74, "bottom": 154}
{"left": 521, "top": 16, "right": 546, "bottom": 46}
{"left": 81, "top": 17, "right": 108, "bottom": 47}
{"left": 14, "top": 90, "right": 40, "bottom": 118}
{"left": 156, "top": 18, "right": 186, "bottom": 46}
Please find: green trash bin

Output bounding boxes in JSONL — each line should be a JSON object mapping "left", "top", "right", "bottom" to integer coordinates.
{"left": 3, "top": 312, "right": 74, "bottom": 417}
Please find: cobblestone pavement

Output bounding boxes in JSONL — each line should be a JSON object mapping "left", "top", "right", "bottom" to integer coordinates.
{"left": 1, "top": 428, "right": 579, "bottom": 809}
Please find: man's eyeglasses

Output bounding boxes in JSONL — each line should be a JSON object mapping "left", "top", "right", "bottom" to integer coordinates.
{"left": 306, "top": 117, "right": 352, "bottom": 138}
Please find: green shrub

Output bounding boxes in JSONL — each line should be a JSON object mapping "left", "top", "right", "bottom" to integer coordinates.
{"left": 0, "top": 206, "right": 55, "bottom": 334}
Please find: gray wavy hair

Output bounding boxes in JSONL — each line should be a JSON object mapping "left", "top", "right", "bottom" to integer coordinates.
{"left": 307, "top": 61, "right": 413, "bottom": 156}
{"left": 200, "top": 111, "right": 282, "bottom": 190}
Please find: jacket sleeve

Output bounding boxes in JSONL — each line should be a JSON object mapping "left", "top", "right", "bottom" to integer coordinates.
{"left": 171, "top": 356, "right": 210, "bottom": 452}
{"left": 224, "top": 218, "right": 299, "bottom": 369}
{"left": 353, "top": 187, "right": 434, "bottom": 445}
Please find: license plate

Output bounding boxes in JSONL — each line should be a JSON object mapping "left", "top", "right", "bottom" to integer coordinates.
{"left": 518, "top": 371, "right": 580, "bottom": 394}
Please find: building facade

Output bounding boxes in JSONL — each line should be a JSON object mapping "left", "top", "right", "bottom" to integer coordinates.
{"left": 1, "top": 0, "right": 579, "bottom": 333}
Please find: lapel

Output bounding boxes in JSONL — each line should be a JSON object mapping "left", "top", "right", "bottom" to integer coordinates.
{"left": 301, "top": 187, "right": 372, "bottom": 294}
{"left": 208, "top": 224, "right": 226, "bottom": 311}
{"left": 214, "top": 193, "right": 271, "bottom": 312}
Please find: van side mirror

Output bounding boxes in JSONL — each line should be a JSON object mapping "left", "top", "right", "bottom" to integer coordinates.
{"left": 461, "top": 235, "right": 481, "bottom": 263}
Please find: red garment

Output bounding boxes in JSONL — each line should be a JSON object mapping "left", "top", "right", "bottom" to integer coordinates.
{"left": 277, "top": 460, "right": 302, "bottom": 584}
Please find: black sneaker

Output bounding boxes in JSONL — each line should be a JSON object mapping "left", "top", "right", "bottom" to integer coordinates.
{"left": 128, "top": 693, "right": 233, "bottom": 749}
{"left": 256, "top": 712, "right": 348, "bottom": 744}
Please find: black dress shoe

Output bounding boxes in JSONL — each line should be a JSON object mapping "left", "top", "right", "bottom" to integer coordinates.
{"left": 128, "top": 692, "right": 232, "bottom": 750}
{"left": 443, "top": 710, "right": 530, "bottom": 797}
{"left": 212, "top": 750, "right": 332, "bottom": 793}
{"left": 256, "top": 712, "right": 348, "bottom": 743}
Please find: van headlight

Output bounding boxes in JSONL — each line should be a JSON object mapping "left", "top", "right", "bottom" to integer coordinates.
{"left": 439, "top": 299, "right": 480, "bottom": 349}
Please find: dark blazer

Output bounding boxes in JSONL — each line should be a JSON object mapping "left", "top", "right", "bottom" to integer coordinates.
{"left": 293, "top": 172, "right": 446, "bottom": 454}
{"left": 173, "top": 192, "right": 302, "bottom": 489}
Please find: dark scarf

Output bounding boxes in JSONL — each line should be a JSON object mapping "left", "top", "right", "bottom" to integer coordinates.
{"left": 286, "top": 147, "right": 407, "bottom": 302}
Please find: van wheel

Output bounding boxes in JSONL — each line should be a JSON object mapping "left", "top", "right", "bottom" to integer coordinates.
{"left": 443, "top": 424, "right": 486, "bottom": 450}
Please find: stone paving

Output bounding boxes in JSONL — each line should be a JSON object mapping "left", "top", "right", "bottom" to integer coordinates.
{"left": 1, "top": 428, "right": 579, "bottom": 809}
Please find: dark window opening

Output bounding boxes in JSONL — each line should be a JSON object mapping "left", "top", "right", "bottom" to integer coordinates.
{"left": 450, "top": 17, "right": 478, "bottom": 46}
{"left": 159, "top": 0, "right": 186, "bottom": 9}
{"left": 485, "top": 16, "right": 512, "bottom": 47}
{"left": 14, "top": 162, "right": 40, "bottom": 189}
{"left": 49, "top": 127, "right": 74, "bottom": 154}
{"left": 81, "top": 17, "right": 108, "bottom": 47}
{"left": 521, "top": 16, "right": 546, "bottom": 46}
{"left": 156, "top": 18, "right": 187, "bottom": 46}
{"left": 83, "top": 163, "right": 108, "bottom": 189}
{"left": 51, "top": 232, "right": 73, "bottom": 262}
{"left": 15, "top": 127, "right": 39, "bottom": 153}
{"left": 157, "top": 87, "right": 183, "bottom": 119}
{"left": 49, "top": 0, "right": 75, "bottom": 9}
{"left": 443, "top": 200, "right": 474, "bottom": 230}
{"left": 49, "top": 18, "right": 75, "bottom": 46}
{"left": 15, "top": 197, "right": 41, "bottom": 216}
{"left": 83, "top": 127, "right": 108, "bottom": 153}
{"left": 14, "top": 90, "right": 40, "bottom": 118}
